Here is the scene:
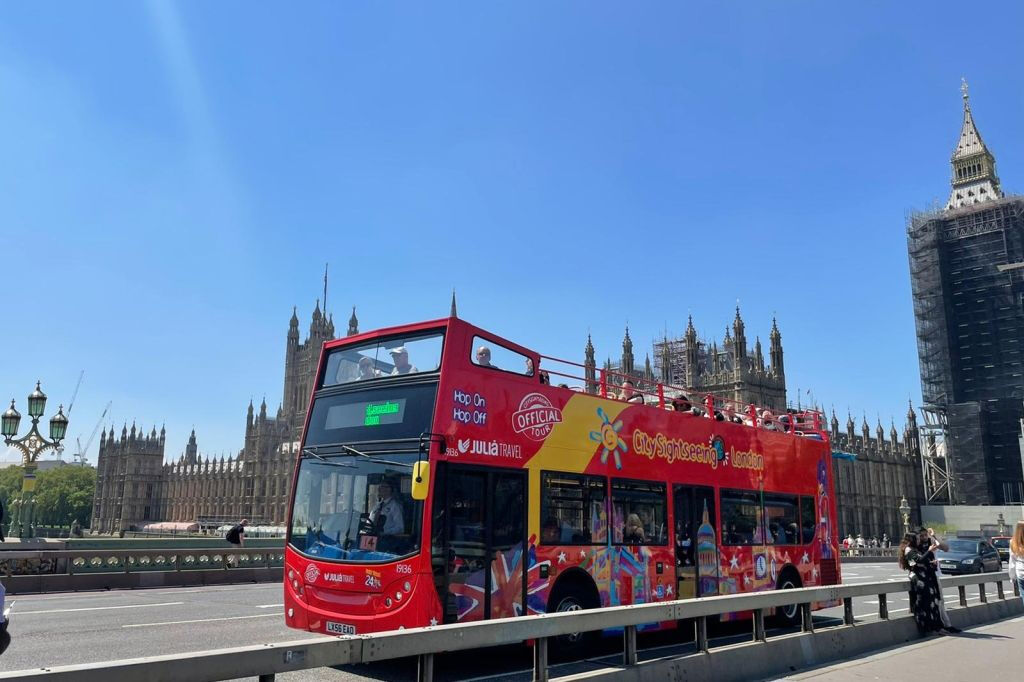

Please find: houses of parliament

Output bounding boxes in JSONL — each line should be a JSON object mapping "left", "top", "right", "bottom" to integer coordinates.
{"left": 91, "top": 300, "right": 924, "bottom": 540}
{"left": 90, "top": 301, "right": 357, "bottom": 532}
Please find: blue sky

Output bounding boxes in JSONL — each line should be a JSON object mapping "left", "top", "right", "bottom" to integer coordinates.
{"left": 2, "top": 2, "right": 1023, "bottom": 463}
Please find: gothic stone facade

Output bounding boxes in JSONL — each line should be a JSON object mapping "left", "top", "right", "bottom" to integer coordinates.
{"left": 829, "top": 405, "right": 927, "bottom": 541}
{"left": 584, "top": 307, "right": 786, "bottom": 412}
{"left": 91, "top": 301, "right": 358, "bottom": 532}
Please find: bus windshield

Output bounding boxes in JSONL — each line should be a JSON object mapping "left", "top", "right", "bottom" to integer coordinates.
{"left": 321, "top": 332, "right": 443, "bottom": 387}
{"left": 289, "top": 452, "right": 422, "bottom": 563}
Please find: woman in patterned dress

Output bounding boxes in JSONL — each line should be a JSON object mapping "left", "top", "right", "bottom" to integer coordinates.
{"left": 898, "top": 531, "right": 944, "bottom": 634}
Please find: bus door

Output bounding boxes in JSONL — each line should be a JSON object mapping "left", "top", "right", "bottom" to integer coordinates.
{"left": 673, "top": 485, "right": 719, "bottom": 599}
{"left": 436, "top": 465, "right": 527, "bottom": 623}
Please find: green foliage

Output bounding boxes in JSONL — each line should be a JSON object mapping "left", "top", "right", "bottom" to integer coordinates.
{"left": 0, "top": 466, "right": 23, "bottom": 510}
{"left": 0, "top": 465, "right": 95, "bottom": 527}
{"left": 33, "top": 466, "right": 96, "bottom": 526}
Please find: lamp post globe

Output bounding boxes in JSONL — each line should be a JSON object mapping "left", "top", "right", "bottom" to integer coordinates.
{"left": 27, "top": 382, "right": 46, "bottom": 419}
{"left": 49, "top": 405, "right": 68, "bottom": 442}
{"left": 2, "top": 400, "right": 20, "bottom": 440}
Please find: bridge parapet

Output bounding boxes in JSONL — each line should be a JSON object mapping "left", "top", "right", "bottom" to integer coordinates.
{"left": 0, "top": 547, "right": 284, "bottom": 593}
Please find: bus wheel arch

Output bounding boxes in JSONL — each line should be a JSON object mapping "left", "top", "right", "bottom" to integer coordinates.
{"left": 547, "top": 568, "right": 601, "bottom": 613}
{"left": 547, "top": 568, "right": 601, "bottom": 651}
{"left": 774, "top": 565, "right": 803, "bottom": 626}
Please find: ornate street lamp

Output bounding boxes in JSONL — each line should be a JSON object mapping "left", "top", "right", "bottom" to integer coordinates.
{"left": 899, "top": 496, "right": 911, "bottom": 536}
{"left": 998, "top": 512, "right": 1006, "bottom": 536}
{"left": 3, "top": 382, "right": 68, "bottom": 540}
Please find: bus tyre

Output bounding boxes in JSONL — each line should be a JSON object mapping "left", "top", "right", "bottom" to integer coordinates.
{"left": 774, "top": 572, "right": 802, "bottom": 627}
{"left": 548, "top": 582, "right": 598, "bottom": 656}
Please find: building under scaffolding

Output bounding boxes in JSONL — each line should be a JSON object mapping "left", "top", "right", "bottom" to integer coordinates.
{"left": 907, "top": 82, "right": 1024, "bottom": 505}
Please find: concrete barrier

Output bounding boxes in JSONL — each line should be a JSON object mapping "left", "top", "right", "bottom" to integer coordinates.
{"left": 552, "top": 598, "right": 1022, "bottom": 682}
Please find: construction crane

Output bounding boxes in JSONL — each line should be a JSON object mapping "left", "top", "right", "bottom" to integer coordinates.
{"left": 56, "top": 370, "right": 85, "bottom": 459}
{"left": 74, "top": 401, "right": 111, "bottom": 466}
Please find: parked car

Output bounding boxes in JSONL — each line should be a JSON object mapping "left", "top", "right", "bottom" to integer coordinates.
{"left": 935, "top": 538, "right": 1002, "bottom": 574}
{"left": 991, "top": 536, "right": 1010, "bottom": 562}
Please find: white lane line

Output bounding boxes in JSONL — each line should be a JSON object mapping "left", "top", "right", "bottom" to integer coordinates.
{"left": 123, "top": 613, "right": 282, "bottom": 628}
{"left": 255, "top": 604, "right": 282, "bottom": 608}
{"left": 20, "top": 601, "right": 185, "bottom": 615}
{"left": 13, "top": 583, "right": 282, "bottom": 602}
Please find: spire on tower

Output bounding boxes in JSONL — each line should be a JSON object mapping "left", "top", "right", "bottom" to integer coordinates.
{"left": 348, "top": 306, "right": 359, "bottom": 336}
{"left": 584, "top": 333, "right": 597, "bottom": 394}
{"left": 450, "top": 289, "right": 458, "bottom": 318}
{"left": 947, "top": 79, "right": 1002, "bottom": 210}
{"left": 621, "top": 326, "right": 635, "bottom": 375}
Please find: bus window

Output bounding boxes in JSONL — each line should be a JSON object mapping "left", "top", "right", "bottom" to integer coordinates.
{"left": 799, "top": 496, "right": 816, "bottom": 543}
{"left": 471, "top": 336, "right": 532, "bottom": 376}
{"left": 322, "top": 332, "right": 444, "bottom": 386}
{"left": 540, "top": 472, "right": 607, "bottom": 545}
{"left": 763, "top": 494, "right": 799, "bottom": 545}
{"left": 288, "top": 455, "right": 422, "bottom": 562}
{"left": 611, "top": 479, "right": 667, "bottom": 546}
{"left": 721, "top": 489, "right": 761, "bottom": 545}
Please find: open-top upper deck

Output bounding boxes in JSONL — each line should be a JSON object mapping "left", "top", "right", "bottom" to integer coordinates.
{"left": 314, "top": 316, "right": 828, "bottom": 445}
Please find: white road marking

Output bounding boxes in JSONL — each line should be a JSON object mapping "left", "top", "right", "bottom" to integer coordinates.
{"left": 13, "top": 583, "right": 281, "bottom": 602}
{"left": 20, "top": 601, "right": 185, "bottom": 615}
{"left": 123, "top": 612, "right": 282, "bottom": 628}
{"left": 255, "top": 604, "right": 282, "bottom": 608}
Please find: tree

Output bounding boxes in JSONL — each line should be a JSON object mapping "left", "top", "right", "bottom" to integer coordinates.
{"left": 31, "top": 466, "right": 96, "bottom": 527}
{"left": 0, "top": 465, "right": 23, "bottom": 512}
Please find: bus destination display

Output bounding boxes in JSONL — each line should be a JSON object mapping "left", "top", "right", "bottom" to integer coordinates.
{"left": 325, "top": 399, "right": 408, "bottom": 430}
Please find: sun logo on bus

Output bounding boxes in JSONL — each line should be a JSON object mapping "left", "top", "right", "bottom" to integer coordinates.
{"left": 590, "top": 407, "right": 627, "bottom": 469}
{"left": 710, "top": 436, "right": 727, "bottom": 465}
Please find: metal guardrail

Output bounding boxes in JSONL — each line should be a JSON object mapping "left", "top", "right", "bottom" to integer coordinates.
{"left": 0, "top": 570, "right": 1017, "bottom": 682}
{"left": 838, "top": 547, "right": 899, "bottom": 559}
{"left": 0, "top": 547, "right": 285, "bottom": 577}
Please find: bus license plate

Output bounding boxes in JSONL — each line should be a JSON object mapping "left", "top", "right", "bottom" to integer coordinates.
{"left": 326, "top": 621, "right": 357, "bottom": 635}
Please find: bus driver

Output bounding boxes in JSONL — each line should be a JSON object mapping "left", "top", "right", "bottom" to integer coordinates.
{"left": 370, "top": 480, "right": 405, "bottom": 536}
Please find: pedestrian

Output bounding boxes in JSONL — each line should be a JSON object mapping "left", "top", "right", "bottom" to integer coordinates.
{"left": 226, "top": 519, "right": 247, "bottom": 547}
{"left": 882, "top": 533, "right": 890, "bottom": 549}
{"left": 0, "top": 497, "right": 5, "bottom": 543}
{"left": 920, "top": 528, "right": 959, "bottom": 633}
{"left": 1007, "top": 520, "right": 1024, "bottom": 607}
{"left": 898, "top": 531, "right": 944, "bottom": 635}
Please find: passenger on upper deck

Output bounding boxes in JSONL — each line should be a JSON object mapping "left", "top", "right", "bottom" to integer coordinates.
{"left": 722, "top": 406, "right": 744, "bottom": 424}
{"left": 620, "top": 380, "right": 644, "bottom": 404}
{"left": 389, "top": 346, "right": 418, "bottom": 375}
{"left": 357, "top": 357, "right": 379, "bottom": 380}
{"left": 475, "top": 345, "right": 496, "bottom": 369}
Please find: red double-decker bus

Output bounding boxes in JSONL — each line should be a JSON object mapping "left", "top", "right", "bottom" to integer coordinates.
{"left": 283, "top": 317, "right": 839, "bottom": 637}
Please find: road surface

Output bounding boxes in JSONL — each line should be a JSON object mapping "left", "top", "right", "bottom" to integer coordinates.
{"left": 0, "top": 563, "right": 997, "bottom": 680}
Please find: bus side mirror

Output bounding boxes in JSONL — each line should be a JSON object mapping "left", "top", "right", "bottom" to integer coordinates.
{"left": 411, "top": 461, "right": 430, "bottom": 501}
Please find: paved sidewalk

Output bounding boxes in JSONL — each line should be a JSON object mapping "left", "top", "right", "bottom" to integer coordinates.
{"left": 780, "top": 614, "right": 1024, "bottom": 680}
